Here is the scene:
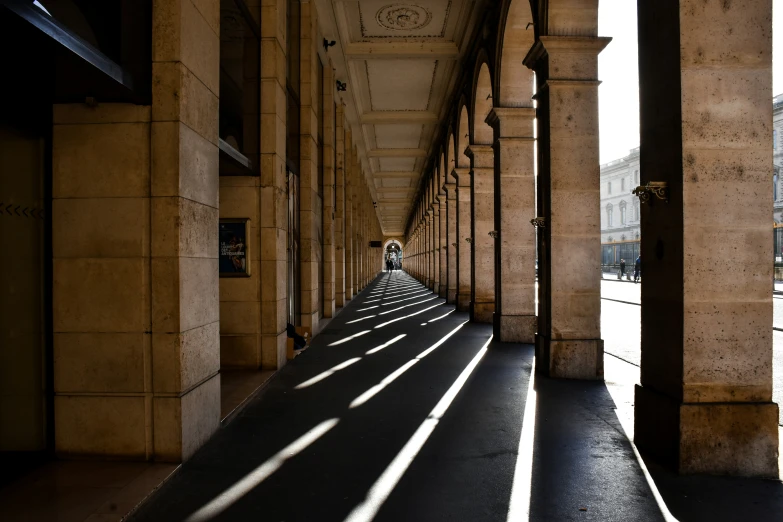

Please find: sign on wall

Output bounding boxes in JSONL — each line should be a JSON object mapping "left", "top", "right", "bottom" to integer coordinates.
{"left": 219, "top": 219, "right": 250, "bottom": 277}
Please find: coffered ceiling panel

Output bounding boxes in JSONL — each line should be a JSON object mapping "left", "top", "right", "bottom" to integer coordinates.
{"left": 382, "top": 178, "right": 413, "bottom": 188}
{"left": 374, "top": 124, "right": 424, "bottom": 149}
{"left": 367, "top": 60, "right": 437, "bottom": 111}
{"left": 379, "top": 157, "right": 417, "bottom": 172}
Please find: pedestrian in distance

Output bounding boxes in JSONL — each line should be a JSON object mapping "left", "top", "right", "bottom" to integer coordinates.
{"left": 619, "top": 258, "right": 626, "bottom": 279}
{"left": 634, "top": 255, "right": 641, "bottom": 283}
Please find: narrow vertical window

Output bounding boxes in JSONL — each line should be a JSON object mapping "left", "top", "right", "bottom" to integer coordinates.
{"left": 608, "top": 181, "right": 612, "bottom": 195}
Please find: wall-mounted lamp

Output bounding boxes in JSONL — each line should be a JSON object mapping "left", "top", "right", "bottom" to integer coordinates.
{"left": 465, "top": 237, "right": 473, "bottom": 244}
{"left": 488, "top": 231, "right": 499, "bottom": 239}
{"left": 530, "top": 217, "right": 546, "bottom": 228}
{"left": 336, "top": 80, "right": 347, "bottom": 92}
{"left": 323, "top": 38, "right": 336, "bottom": 50}
{"left": 486, "top": 93, "right": 492, "bottom": 100}
{"left": 633, "top": 182, "right": 669, "bottom": 204}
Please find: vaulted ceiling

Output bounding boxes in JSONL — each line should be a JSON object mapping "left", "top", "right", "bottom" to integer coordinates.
{"left": 315, "top": 0, "right": 487, "bottom": 236}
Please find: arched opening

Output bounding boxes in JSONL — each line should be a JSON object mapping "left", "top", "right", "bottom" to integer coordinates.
{"left": 472, "top": 62, "right": 494, "bottom": 145}
{"left": 383, "top": 239, "right": 403, "bottom": 271}
{"left": 497, "top": 0, "right": 535, "bottom": 108}
{"left": 457, "top": 105, "right": 470, "bottom": 167}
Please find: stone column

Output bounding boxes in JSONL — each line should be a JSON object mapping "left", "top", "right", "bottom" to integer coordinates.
{"left": 258, "top": 0, "right": 290, "bottom": 370}
{"left": 445, "top": 182, "right": 458, "bottom": 304}
{"left": 466, "top": 145, "right": 495, "bottom": 323}
{"left": 634, "top": 1, "right": 778, "bottom": 478}
{"left": 487, "top": 108, "right": 537, "bottom": 342}
{"left": 438, "top": 196, "right": 447, "bottom": 298}
{"left": 298, "top": 0, "right": 320, "bottom": 334}
{"left": 452, "top": 168, "right": 472, "bottom": 312}
{"left": 424, "top": 210, "right": 432, "bottom": 288}
{"left": 344, "top": 139, "right": 354, "bottom": 301}
{"left": 431, "top": 200, "right": 440, "bottom": 294}
{"left": 334, "top": 108, "right": 346, "bottom": 308}
{"left": 351, "top": 150, "right": 360, "bottom": 293}
{"left": 321, "top": 66, "right": 336, "bottom": 318}
{"left": 52, "top": 0, "right": 222, "bottom": 462}
{"left": 525, "top": 36, "right": 609, "bottom": 379}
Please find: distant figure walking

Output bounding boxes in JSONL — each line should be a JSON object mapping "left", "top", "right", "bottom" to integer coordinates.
{"left": 619, "top": 258, "right": 626, "bottom": 279}
{"left": 634, "top": 255, "right": 641, "bottom": 283}
{"left": 386, "top": 258, "right": 393, "bottom": 272}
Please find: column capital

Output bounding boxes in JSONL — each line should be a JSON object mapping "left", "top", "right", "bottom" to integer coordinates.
{"left": 486, "top": 107, "right": 536, "bottom": 139}
{"left": 451, "top": 167, "right": 471, "bottom": 187}
{"left": 524, "top": 36, "right": 611, "bottom": 77}
{"left": 465, "top": 144, "right": 493, "bottom": 168}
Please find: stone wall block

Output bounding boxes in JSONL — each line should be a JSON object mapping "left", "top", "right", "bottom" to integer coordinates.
{"left": 53, "top": 198, "right": 150, "bottom": 259}
{"left": 54, "top": 333, "right": 147, "bottom": 394}
{"left": 152, "top": 322, "right": 220, "bottom": 393}
{"left": 152, "top": 197, "right": 219, "bottom": 259}
{"left": 53, "top": 123, "right": 150, "bottom": 199}
{"left": 55, "top": 396, "right": 146, "bottom": 458}
{"left": 54, "top": 258, "right": 150, "bottom": 333}
{"left": 152, "top": 122, "right": 219, "bottom": 207}
{"left": 152, "top": 62, "right": 219, "bottom": 145}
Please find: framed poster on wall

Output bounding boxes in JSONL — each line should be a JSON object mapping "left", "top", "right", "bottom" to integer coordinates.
{"left": 219, "top": 218, "right": 250, "bottom": 277}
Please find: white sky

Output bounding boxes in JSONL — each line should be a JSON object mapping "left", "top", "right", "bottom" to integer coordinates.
{"left": 597, "top": 0, "right": 783, "bottom": 164}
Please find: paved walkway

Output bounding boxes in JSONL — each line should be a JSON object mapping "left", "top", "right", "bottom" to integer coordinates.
{"left": 129, "top": 272, "right": 783, "bottom": 522}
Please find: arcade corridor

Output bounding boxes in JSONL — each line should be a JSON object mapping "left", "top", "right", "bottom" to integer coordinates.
{"left": 127, "top": 272, "right": 783, "bottom": 522}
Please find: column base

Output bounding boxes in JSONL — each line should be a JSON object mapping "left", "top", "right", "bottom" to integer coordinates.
{"left": 535, "top": 334, "right": 603, "bottom": 380}
{"left": 472, "top": 301, "right": 494, "bottom": 323}
{"left": 447, "top": 289, "right": 457, "bottom": 304}
{"left": 634, "top": 385, "right": 779, "bottom": 478}
{"left": 494, "top": 314, "right": 537, "bottom": 343}
{"left": 439, "top": 286, "right": 447, "bottom": 299}
{"left": 433, "top": 282, "right": 440, "bottom": 295}
{"left": 457, "top": 293, "right": 470, "bottom": 312}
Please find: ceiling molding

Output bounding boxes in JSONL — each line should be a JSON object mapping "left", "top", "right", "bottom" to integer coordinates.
{"left": 344, "top": 42, "right": 460, "bottom": 60}
{"left": 368, "top": 148, "right": 429, "bottom": 158}
{"left": 360, "top": 112, "right": 439, "bottom": 124}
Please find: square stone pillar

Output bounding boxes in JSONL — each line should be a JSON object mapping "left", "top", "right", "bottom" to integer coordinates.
{"left": 298, "top": 0, "right": 321, "bottom": 334}
{"left": 344, "top": 139, "right": 354, "bottom": 301}
{"left": 525, "top": 36, "right": 609, "bottom": 380}
{"left": 433, "top": 203, "right": 441, "bottom": 295}
{"left": 466, "top": 145, "right": 495, "bottom": 323}
{"left": 445, "top": 182, "right": 458, "bottom": 304}
{"left": 634, "top": 0, "right": 778, "bottom": 478}
{"left": 53, "top": 0, "right": 222, "bottom": 463}
{"left": 487, "top": 108, "right": 537, "bottom": 343}
{"left": 452, "top": 168, "right": 472, "bottom": 312}
{"left": 321, "top": 66, "right": 336, "bottom": 318}
{"left": 438, "top": 198, "right": 447, "bottom": 298}
{"left": 425, "top": 210, "right": 433, "bottom": 289}
{"left": 259, "top": 0, "right": 289, "bottom": 369}
{"left": 350, "top": 148, "right": 360, "bottom": 294}
{"left": 335, "top": 109, "right": 346, "bottom": 307}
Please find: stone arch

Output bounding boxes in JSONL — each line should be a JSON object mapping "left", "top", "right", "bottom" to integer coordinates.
{"left": 382, "top": 238, "right": 405, "bottom": 269}
{"left": 446, "top": 128, "right": 456, "bottom": 175}
{"left": 471, "top": 57, "right": 494, "bottom": 145}
{"left": 496, "top": 0, "right": 536, "bottom": 107}
{"left": 457, "top": 103, "right": 470, "bottom": 167}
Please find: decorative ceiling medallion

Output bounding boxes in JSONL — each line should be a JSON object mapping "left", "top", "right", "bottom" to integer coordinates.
{"left": 376, "top": 5, "right": 432, "bottom": 31}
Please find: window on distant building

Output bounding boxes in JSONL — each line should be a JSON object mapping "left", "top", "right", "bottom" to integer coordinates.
{"left": 606, "top": 204, "right": 613, "bottom": 226}
{"left": 775, "top": 130, "right": 778, "bottom": 151}
{"left": 608, "top": 181, "right": 612, "bottom": 195}
{"left": 634, "top": 169, "right": 639, "bottom": 185}
{"left": 621, "top": 178, "right": 625, "bottom": 191}
{"left": 633, "top": 199, "right": 639, "bottom": 221}
{"left": 620, "top": 200, "right": 627, "bottom": 225}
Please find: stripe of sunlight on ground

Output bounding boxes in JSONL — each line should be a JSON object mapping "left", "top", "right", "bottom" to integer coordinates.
{"left": 342, "top": 335, "right": 493, "bottom": 522}
{"left": 367, "top": 287, "right": 427, "bottom": 300}
{"left": 379, "top": 296, "right": 438, "bottom": 315}
{"left": 421, "top": 309, "right": 454, "bottom": 325}
{"left": 349, "top": 321, "right": 468, "bottom": 409}
{"left": 364, "top": 289, "right": 430, "bottom": 303}
{"left": 374, "top": 303, "right": 443, "bottom": 329}
{"left": 328, "top": 330, "right": 372, "bottom": 346}
{"left": 368, "top": 280, "right": 424, "bottom": 293}
{"left": 294, "top": 335, "right": 407, "bottom": 390}
{"left": 184, "top": 419, "right": 340, "bottom": 522}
